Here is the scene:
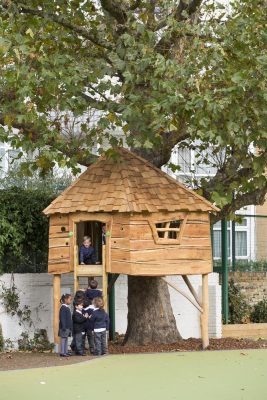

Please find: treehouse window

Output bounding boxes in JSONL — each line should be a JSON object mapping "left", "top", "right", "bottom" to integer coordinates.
{"left": 150, "top": 216, "right": 187, "bottom": 244}
{"left": 155, "top": 220, "right": 181, "bottom": 239}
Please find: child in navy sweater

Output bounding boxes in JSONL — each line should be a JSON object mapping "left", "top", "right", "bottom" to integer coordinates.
{"left": 70, "top": 289, "right": 86, "bottom": 352}
{"left": 79, "top": 236, "right": 99, "bottom": 265}
{"left": 83, "top": 299, "right": 96, "bottom": 354}
{"left": 85, "top": 279, "right": 102, "bottom": 304}
{"left": 90, "top": 297, "right": 109, "bottom": 356}
{"left": 72, "top": 301, "right": 88, "bottom": 356}
{"left": 58, "top": 293, "right": 72, "bottom": 357}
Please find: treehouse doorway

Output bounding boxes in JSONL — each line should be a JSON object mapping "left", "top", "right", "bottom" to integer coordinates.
{"left": 76, "top": 220, "right": 105, "bottom": 264}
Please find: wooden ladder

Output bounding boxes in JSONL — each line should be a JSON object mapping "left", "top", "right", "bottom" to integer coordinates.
{"left": 74, "top": 244, "right": 108, "bottom": 310}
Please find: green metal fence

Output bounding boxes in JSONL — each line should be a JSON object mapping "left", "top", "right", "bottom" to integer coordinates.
{"left": 211, "top": 214, "right": 267, "bottom": 323}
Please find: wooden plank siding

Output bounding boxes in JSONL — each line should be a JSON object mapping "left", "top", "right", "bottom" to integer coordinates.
{"left": 48, "top": 214, "right": 71, "bottom": 274}
{"left": 47, "top": 210, "right": 213, "bottom": 276}
{"left": 109, "top": 212, "right": 213, "bottom": 276}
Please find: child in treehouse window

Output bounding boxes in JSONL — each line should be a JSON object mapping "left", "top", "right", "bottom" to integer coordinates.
{"left": 79, "top": 236, "right": 100, "bottom": 265}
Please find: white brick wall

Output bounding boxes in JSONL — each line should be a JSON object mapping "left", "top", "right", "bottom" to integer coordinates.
{"left": 115, "top": 274, "right": 222, "bottom": 339}
{"left": 0, "top": 273, "right": 221, "bottom": 346}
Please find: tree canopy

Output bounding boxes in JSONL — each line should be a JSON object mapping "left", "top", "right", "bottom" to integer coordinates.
{"left": 0, "top": 0, "right": 266, "bottom": 219}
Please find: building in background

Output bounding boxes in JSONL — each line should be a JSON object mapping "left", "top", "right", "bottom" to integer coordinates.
{"left": 163, "top": 145, "right": 257, "bottom": 268}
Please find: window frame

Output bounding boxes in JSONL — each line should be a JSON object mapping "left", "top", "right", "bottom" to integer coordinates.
{"left": 212, "top": 217, "right": 249, "bottom": 260}
{"left": 149, "top": 213, "right": 188, "bottom": 245}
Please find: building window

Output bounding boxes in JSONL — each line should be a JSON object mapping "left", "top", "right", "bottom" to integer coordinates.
{"left": 235, "top": 231, "right": 247, "bottom": 257}
{"left": 150, "top": 215, "right": 187, "bottom": 244}
{"left": 212, "top": 218, "right": 249, "bottom": 261}
{"left": 213, "top": 220, "right": 231, "bottom": 259}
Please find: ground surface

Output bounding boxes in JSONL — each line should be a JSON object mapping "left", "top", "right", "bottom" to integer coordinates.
{"left": 1, "top": 350, "right": 267, "bottom": 400}
{"left": 0, "top": 352, "right": 92, "bottom": 371}
{"left": 0, "top": 337, "right": 266, "bottom": 370}
{"left": 110, "top": 337, "right": 267, "bottom": 354}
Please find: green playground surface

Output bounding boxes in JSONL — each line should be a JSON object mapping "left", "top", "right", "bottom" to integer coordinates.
{"left": 0, "top": 350, "right": 267, "bottom": 400}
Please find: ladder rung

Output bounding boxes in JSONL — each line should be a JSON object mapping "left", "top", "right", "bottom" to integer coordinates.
{"left": 76, "top": 265, "right": 103, "bottom": 277}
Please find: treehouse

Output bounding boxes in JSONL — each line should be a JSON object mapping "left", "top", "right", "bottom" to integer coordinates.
{"left": 43, "top": 148, "right": 219, "bottom": 348}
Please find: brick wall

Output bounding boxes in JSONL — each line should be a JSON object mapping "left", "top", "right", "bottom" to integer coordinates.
{"left": 0, "top": 272, "right": 222, "bottom": 346}
{"left": 229, "top": 272, "right": 267, "bottom": 306}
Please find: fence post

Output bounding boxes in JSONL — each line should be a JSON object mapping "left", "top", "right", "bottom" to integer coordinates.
{"left": 221, "top": 219, "right": 228, "bottom": 324}
{"left": 232, "top": 220, "right": 236, "bottom": 272}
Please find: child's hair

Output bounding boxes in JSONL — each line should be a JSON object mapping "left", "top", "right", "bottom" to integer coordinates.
{"left": 60, "top": 293, "right": 71, "bottom": 304}
{"left": 74, "top": 290, "right": 85, "bottom": 305}
{"left": 75, "top": 290, "right": 85, "bottom": 298}
{"left": 89, "top": 279, "right": 98, "bottom": 289}
{"left": 83, "top": 235, "right": 91, "bottom": 242}
{"left": 74, "top": 300, "right": 84, "bottom": 307}
{"left": 93, "top": 297, "right": 104, "bottom": 309}
{"left": 83, "top": 297, "right": 90, "bottom": 308}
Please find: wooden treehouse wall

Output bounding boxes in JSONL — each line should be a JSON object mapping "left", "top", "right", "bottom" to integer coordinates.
{"left": 110, "top": 212, "right": 212, "bottom": 276}
{"left": 48, "top": 214, "right": 73, "bottom": 274}
{"left": 47, "top": 211, "right": 212, "bottom": 276}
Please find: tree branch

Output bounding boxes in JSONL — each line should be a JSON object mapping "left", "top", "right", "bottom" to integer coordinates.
{"left": 129, "top": 0, "right": 142, "bottom": 11}
{"left": 0, "top": 114, "right": 95, "bottom": 166}
{"left": 81, "top": 93, "right": 121, "bottom": 113}
{"left": 211, "top": 183, "right": 267, "bottom": 223}
{"left": 100, "top": 0, "right": 127, "bottom": 24}
{"left": 5, "top": 1, "right": 113, "bottom": 51}
{"left": 155, "top": 0, "right": 203, "bottom": 54}
{"left": 132, "top": 129, "right": 189, "bottom": 168}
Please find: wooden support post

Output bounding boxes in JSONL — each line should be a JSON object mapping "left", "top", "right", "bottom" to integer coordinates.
{"left": 182, "top": 275, "right": 202, "bottom": 308}
{"left": 162, "top": 277, "right": 203, "bottom": 313}
{"left": 201, "top": 273, "right": 209, "bottom": 349}
{"left": 102, "top": 245, "right": 108, "bottom": 310}
{"left": 74, "top": 244, "right": 79, "bottom": 293}
{"left": 53, "top": 274, "right": 61, "bottom": 350}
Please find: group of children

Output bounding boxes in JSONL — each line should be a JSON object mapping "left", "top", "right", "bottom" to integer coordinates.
{"left": 58, "top": 279, "right": 109, "bottom": 357}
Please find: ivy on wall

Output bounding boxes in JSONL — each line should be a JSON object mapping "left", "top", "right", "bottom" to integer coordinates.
{"left": 0, "top": 274, "right": 54, "bottom": 352}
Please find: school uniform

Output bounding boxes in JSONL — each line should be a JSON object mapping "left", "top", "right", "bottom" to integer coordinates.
{"left": 83, "top": 305, "right": 96, "bottom": 354}
{"left": 72, "top": 309, "right": 87, "bottom": 355}
{"left": 58, "top": 304, "right": 72, "bottom": 356}
{"left": 70, "top": 292, "right": 86, "bottom": 352}
{"left": 85, "top": 288, "right": 102, "bottom": 303}
{"left": 79, "top": 245, "right": 97, "bottom": 264}
{"left": 90, "top": 308, "right": 109, "bottom": 355}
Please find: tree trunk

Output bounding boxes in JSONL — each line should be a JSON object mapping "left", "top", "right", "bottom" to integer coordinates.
{"left": 124, "top": 276, "right": 181, "bottom": 345}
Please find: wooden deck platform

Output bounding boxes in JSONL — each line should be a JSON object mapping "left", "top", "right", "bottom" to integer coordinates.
{"left": 76, "top": 264, "right": 103, "bottom": 277}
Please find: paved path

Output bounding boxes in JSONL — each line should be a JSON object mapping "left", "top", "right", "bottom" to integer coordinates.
{"left": 0, "top": 350, "right": 266, "bottom": 400}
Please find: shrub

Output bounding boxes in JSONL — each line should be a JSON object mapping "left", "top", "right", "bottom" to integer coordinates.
{"left": 0, "top": 169, "right": 72, "bottom": 274}
{"left": 0, "top": 187, "right": 54, "bottom": 273}
{"left": 18, "top": 330, "right": 54, "bottom": 352}
{"left": 228, "top": 279, "right": 251, "bottom": 324}
{"left": 250, "top": 299, "right": 267, "bottom": 323}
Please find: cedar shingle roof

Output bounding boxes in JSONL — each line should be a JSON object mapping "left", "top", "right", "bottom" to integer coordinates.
{"left": 43, "top": 148, "right": 219, "bottom": 215}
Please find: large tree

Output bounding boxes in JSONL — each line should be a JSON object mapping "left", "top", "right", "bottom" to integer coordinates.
{"left": 0, "top": 0, "right": 266, "bottom": 344}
